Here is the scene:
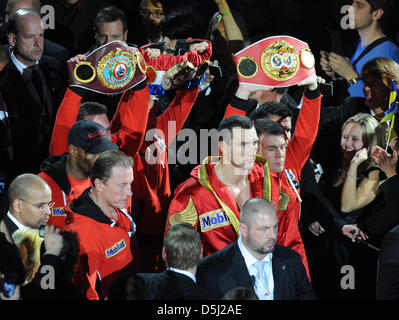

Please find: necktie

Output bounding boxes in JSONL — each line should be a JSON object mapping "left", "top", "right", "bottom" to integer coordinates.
{"left": 22, "top": 64, "right": 43, "bottom": 104}
{"left": 253, "top": 260, "right": 270, "bottom": 300}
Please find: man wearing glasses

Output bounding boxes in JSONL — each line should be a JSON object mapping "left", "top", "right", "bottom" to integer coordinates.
{"left": 139, "top": 0, "right": 164, "bottom": 43}
{"left": 0, "top": 173, "right": 52, "bottom": 244}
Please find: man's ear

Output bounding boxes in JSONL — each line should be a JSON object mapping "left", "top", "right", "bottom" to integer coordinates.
{"left": 11, "top": 198, "right": 23, "bottom": 214}
{"left": 239, "top": 222, "right": 248, "bottom": 238}
{"left": 161, "top": 246, "right": 167, "bottom": 264}
{"left": 7, "top": 32, "right": 17, "bottom": 47}
{"left": 373, "top": 8, "right": 384, "bottom": 22}
{"left": 93, "top": 177, "right": 104, "bottom": 191}
{"left": 123, "top": 30, "right": 128, "bottom": 42}
{"left": 68, "top": 145, "right": 79, "bottom": 157}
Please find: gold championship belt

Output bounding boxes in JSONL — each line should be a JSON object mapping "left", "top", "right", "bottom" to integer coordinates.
{"left": 234, "top": 36, "right": 315, "bottom": 88}
{"left": 161, "top": 60, "right": 198, "bottom": 91}
{"left": 141, "top": 39, "right": 212, "bottom": 95}
{"left": 68, "top": 40, "right": 147, "bottom": 94}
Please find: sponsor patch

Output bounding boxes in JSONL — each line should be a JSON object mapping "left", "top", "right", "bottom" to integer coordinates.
{"left": 51, "top": 207, "right": 66, "bottom": 216}
{"left": 199, "top": 209, "right": 231, "bottom": 232}
{"left": 105, "top": 239, "right": 127, "bottom": 259}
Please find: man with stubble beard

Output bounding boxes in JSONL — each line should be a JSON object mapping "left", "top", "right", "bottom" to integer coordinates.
{"left": 196, "top": 197, "right": 315, "bottom": 300}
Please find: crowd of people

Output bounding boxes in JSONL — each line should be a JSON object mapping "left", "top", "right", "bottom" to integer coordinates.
{"left": 1, "top": 0, "right": 399, "bottom": 301}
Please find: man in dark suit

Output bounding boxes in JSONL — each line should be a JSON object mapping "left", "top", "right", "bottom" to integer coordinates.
{"left": 0, "top": 8, "right": 64, "bottom": 188}
{"left": 376, "top": 224, "right": 399, "bottom": 300}
{"left": 139, "top": 222, "right": 208, "bottom": 300}
{"left": 2, "top": 0, "right": 70, "bottom": 65}
{"left": 196, "top": 197, "right": 316, "bottom": 300}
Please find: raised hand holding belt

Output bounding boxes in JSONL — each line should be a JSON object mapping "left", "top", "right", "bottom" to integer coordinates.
{"left": 142, "top": 39, "right": 212, "bottom": 94}
{"left": 234, "top": 35, "right": 316, "bottom": 88}
{"left": 68, "top": 40, "right": 147, "bottom": 94}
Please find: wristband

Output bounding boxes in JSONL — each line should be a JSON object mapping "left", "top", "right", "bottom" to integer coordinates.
{"left": 220, "top": 10, "right": 231, "bottom": 16}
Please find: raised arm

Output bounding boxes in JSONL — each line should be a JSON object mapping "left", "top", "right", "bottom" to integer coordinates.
{"left": 49, "top": 87, "right": 83, "bottom": 155}
{"left": 285, "top": 76, "right": 322, "bottom": 172}
{"left": 110, "top": 83, "right": 150, "bottom": 156}
{"left": 214, "top": 0, "right": 244, "bottom": 41}
{"left": 341, "top": 148, "right": 381, "bottom": 213}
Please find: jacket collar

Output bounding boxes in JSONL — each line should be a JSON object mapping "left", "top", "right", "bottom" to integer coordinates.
{"left": 69, "top": 187, "right": 112, "bottom": 225}
{"left": 40, "top": 153, "right": 71, "bottom": 194}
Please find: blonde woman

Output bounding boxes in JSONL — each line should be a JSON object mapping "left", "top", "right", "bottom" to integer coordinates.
{"left": 337, "top": 113, "right": 386, "bottom": 216}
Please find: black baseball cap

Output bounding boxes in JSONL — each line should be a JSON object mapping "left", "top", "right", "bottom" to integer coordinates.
{"left": 67, "top": 120, "right": 118, "bottom": 154}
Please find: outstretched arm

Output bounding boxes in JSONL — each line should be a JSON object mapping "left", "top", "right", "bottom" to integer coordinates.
{"left": 110, "top": 83, "right": 150, "bottom": 156}
{"left": 49, "top": 87, "right": 83, "bottom": 155}
{"left": 214, "top": 0, "right": 244, "bottom": 41}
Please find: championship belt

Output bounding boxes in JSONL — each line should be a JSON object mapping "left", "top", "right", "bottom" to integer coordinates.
{"left": 234, "top": 35, "right": 316, "bottom": 88}
{"left": 141, "top": 39, "right": 212, "bottom": 95}
{"left": 68, "top": 40, "right": 147, "bottom": 94}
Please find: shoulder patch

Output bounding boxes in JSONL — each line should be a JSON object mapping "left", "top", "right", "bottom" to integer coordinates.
{"left": 278, "top": 191, "right": 290, "bottom": 211}
{"left": 169, "top": 197, "right": 198, "bottom": 227}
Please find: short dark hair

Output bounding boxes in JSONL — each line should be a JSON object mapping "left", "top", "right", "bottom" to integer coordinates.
{"left": 365, "top": 0, "right": 394, "bottom": 28}
{"left": 254, "top": 118, "right": 285, "bottom": 138}
{"left": 251, "top": 102, "right": 293, "bottom": 121}
{"left": 218, "top": 115, "right": 254, "bottom": 142}
{"left": 77, "top": 102, "right": 108, "bottom": 121}
{"left": 159, "top": 8, "right": 204, "bottom": 39}
{"left": 94, "top": 5, "right": 128, "bottom": 33}
{"left": 90, "top": 150, "right": 133, "bottom": 185}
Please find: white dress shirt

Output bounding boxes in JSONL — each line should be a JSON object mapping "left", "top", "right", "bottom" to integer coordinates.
{"left": 10, "top": 49, "right": 38, "bottom": 75}
{"left": 7, "top": 211, "right": 27, "bottom": 230}
{"left": 237, "top": 236, "right": 274, "bottom": 300}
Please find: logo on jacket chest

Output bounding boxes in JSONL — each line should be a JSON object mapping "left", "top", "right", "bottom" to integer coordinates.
{"left": 105, "top": 239, "right": 127, "bottom": 259}
{"left": 199, "top": 209, "right": 231, "bottom": 232}
{"left": 51, "top": 207, "right": 66, "bottom": 216}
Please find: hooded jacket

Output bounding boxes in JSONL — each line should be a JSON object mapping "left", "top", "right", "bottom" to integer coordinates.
{"left": 38, "top": 153, "right": 91, "bottom": 230}
{"left": 222, "top": 87, "right": 322, "bottom": 281}
{"left": 64, "top": 188, "right": 134, "bottom": 300}
{"left": 166, "top": 156, "right": 273, "bottom": 256}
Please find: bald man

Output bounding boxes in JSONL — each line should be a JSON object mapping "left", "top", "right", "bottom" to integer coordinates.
{"left": 4, "top": 0, "right": 70, "bottom": 64}
{"left": 5, "top": 0, "right": 41, "bottom": 21}
{"left": 196, "top": 197, "right": 316, "bottom": 300}
{"left": 0, "top": 173, "right": 52, "bottom": 244}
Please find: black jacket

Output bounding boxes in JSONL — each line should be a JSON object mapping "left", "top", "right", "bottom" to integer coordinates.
{"left": 0, "top": 57, "right": 65, "bottom": 183}
{"left": 376, "top": 224, "right": 399, "bottom": 300}
{"left": 358, "top": 175, "right": 399, "bottom": 237}
{"left": 139, "top": 270, "right": 207, "bottom": 300}
{"left": 196, "top": 241, "right": 316, "bottom": 300}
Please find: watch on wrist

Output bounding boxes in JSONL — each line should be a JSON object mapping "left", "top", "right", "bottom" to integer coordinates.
{"left": 348, "top": 77, "right": 360, "bottom": 86}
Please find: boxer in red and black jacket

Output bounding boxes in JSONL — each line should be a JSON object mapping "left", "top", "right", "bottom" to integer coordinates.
{"left": 41, "top": 82, "right": 150, "bottom": 230}
{"left": 223, "top": 80, "right": 322, "bottom": 281}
